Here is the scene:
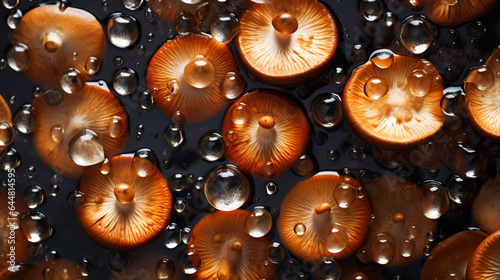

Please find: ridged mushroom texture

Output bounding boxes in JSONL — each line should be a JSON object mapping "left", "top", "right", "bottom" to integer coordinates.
{"left": 278, "top": 171, "right": 371, "bottom": 262}
{"left": 187, "top": 209, "right": 275, "bottom": 280}
{"left": 32, "top": 84, "right": 128, "bottom": 178}
{"left": 472, "top": 177, "right": 500, "bottom": 234}
{"left": 221, "top": 90, "right": 310, "bottom": 178}
{"left": 343, "top": 51, "right": 445, "bottom": 150}
{"left": 146, "top": 34, "right": 240, "bottom": 123}
{"left": 12, "top": 4, "right": 105, "bottom": 89}
{"left": 76, "top": 153, "right": 172, "bottom": 251}
{"left": 427, "top": 0, "right": 499, "bottom": 26}
{"left": 236, "top": 0, "right": 338, "bottom": 85}
{"left": 466, "top": 229, "right": 500, "bottom": 280}
{"left": 147, "top": 0, "right": 213, "bottom": 23}
{"left": 0, "top": 95, "right": 14, "bottom": 153}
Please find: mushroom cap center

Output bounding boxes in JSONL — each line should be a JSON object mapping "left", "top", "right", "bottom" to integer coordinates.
{"left": 43, "top": 31, "right": 63, "bottom": 53}
{"left": 184, "top": 55, "right": 216, "bottom": 89}
{"left": 114, "top": 183, "right": 135, "bottom": 204}
{"left": 392, "top": 211, "right": 405, "bottom": 223}
{"left": 258, "top": 116, "right": 276, "bottom": 129}
{"left": 272, "top": 12, "right": 299, "bottom": 35}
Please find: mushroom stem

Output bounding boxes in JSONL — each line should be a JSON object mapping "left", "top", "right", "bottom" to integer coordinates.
{"left": 314, "top": 203, "right": 332, "bottom": 222}
{"left": 392, "top": 211, "right": 405, "bottom": 223}
{"left": 218, "top": 257, "right": 240, "bottom": 280}
{"left": 114, "top": 183, "right": 135, "bottom": 204}
{"left": 258, "top": 116, "right": 276, "bottom": 129}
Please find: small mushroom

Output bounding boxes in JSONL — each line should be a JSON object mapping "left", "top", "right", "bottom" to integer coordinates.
{"left": 236, "top": 0, "right": 338, "bottom": 85}
{"left": 222, "top": 90, "right": 309, "bottom": 178}
{"left": 146, "top": 34, "right": 240, "bottom": 123}
{"left": 76, "top": 153, "right": 172, "bottom": 251}
{"left": 278, "top": 171, "right": 371, "bottom": 262}
{"left": 466, "top": 229, "right": 500, "bottom": 279}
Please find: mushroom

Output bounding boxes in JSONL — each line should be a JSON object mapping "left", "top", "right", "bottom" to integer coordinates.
{"left": 146, "top": 34, "right": 240, "bottom": 123}
{"left": 427, "top": 0, "right": 499, "bottom": 26}
{"left": 221, "top": 90, "right": 309, "bottom": 178}
{"left": 0, "top": 95, "right": 14, "bottom": 152}
{"left": 360, "top": 175, "right": 437, "bottom": 266}
{"left": 32, "top": 84, "right": 128, "bottom": 178}
{"left": 188, "top": 209, "right": 275, "bottom": 280}
{"left": 147, "top": 0, "right": 212, "bottom": 23}
{"left": 278, "top": 171, "right": 371, "bottom": 262}
{"left": 12, "top": 4, "right": 105, "bottom": 89}
{"left": 466, "top": 229, "right": 500, "bottom": 279}
{"left": 343, "top": 52, "right": 445, "bottom": 150}
{"left": 421, "top": 230, "right": 487, "bottom": 279}
{"left": 472, "top": 177, "right": 500, "bottom": 234}
{"left": 464, "top": 46, "right": 500, "bottom": 140}
{"left": 76, "top": 153, "right": 172, "bottom": 251}
{"left": 236, "top": 0, "right": 338, "bottom": 85}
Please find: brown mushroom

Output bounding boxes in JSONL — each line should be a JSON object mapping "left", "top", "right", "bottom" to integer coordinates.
{"left": 221, "top": 90, "right": 309, "bottom": 178}
{"left": 12, "top": 4, "right": 105, "bottom": 89}
{"left": 472, "top": 177, "right": 500, "bottom": 234}
{"left": 146, "top": 34, "right": 240, "bottom": 123}
{"left": 147, "top": 0, "right": 213, "bottom": 23}
{"left": 466, "top": 229, "right": 500, "bottom": 279}
{"left": 236, "top": 0, "right": 338, "bottom": 85}
{"left": 427, "top": 0, "right": 499, "bottom": 26}
{"left": 278, "top": 171, "right": 371, "bottom": 262}
{"left": 76, "top": 153, "right": 172, "bottom": 251}
{"left": 0, "top": 95, "right": 14, "bottom": 153}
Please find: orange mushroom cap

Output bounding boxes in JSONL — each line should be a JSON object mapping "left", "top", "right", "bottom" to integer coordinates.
{"left": 465, "top": 47, "right": 500, "bottom": 140}
{"left": 147, "top": 0, "right": 212, "bottom": 23}
{"left": 421, "top": 229, "right": 487, "bottom": 280}
{"left": 188, "top": 209, "right": 275, "bottom": 280}
{"left": 360, "top": 175, "right": 437, "bottom": 266}
{"left": 0, "top": 94, "right": 14, "bottom": 153}
{"left": 76, "top": 153, "right": 172, "bottom": 251}
{"left": 427, "top": 0, "right": 499, "bottom": 26}
{"left": 343, "top": 52, "right": 445, "bottom": 150}
{"left": 236, "top": 0, "right": 338, "bottom": 85}
{"left": 278, "top": 171, "right": 371, "bottom": 262}
{"left": 146, "top": 34, "right": 239, "bottom": 123}
{"left": 12, "top": 4, "right": 105, "bottom": 89}
{"left": 466, "top": 229, "right": 500, "bottom": 280}
{"left": 222, "top": 90, "right": 309, "bottom": 178}
{"left": 32, "top": 84, "right": 128, "bottom": 178}
{"left": 472, "top": 177, "right": 500, "bottom": 234}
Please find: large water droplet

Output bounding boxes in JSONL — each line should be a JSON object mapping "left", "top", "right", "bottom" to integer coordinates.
{"left": 0, "top": 122, "right": 14, "bottom": 146}
{"left": 60, "top": 68, "right": 84, "bottom": 94}
{"left": 465, "top": 65, "right": 495, "bottom": 91}
{"left": 334, "top": 183, "right": 357, "bottom": 209}
{"left": 294, "top": 223, "right": 306, "bottom": 236}
{"left": 112, "top": 68, "right": 138, "bottom": 96}
{"left": 178, "top": 249, "right": 201, "bottom": 274}
{"left": 133, "top": 148, "right": 157, "bottom": 177}
{"left": 293, "top": 155, "right": 315, "bottom": 176}
{"left": 311, "top": 93, "right": 343, "bottom": 129}
{"left": 445, "top": 142, "right": 488, "bottom": 179}
{"left": 184, "top": 55, "right": 216, "bottom": 89}
{"left": 401, "top": 15, "right": 434, "bottom": 54}
{"left": 245, "top": 207, "right": 272, "bottom": 238}
{"left": 199, "top": 132, "right": 224, "bottom": 161}
{"left": 84, "top": 57, "right": 100, "bottom": 75}
{"left": 440, "top": 87, "right": 464, "bottom": 117}
{"left": 364, "top": 77, "right": 388, "bottom": 99}
{"left": 314, "top": 256, "right": 341, "bottom": 280}
{"left": 399, "top": 238, "right": 415, "bottom": 258}
{"left": 24, "top": 185, "right": 45, "bottom": 209}
{"left": 320, "top": 223, "right": 349, "bottom": 253}
{"left": 7, "top": 8, "right": 22, "bottom": 29}
{"left": 446, "top": 175, "right": 476, "bottom": 205}
{"left": 68, "top": 129, "right": 105, "bottom": 166}
{"left": 175, "top": 12, "right": 197, "bottom": 35}
{"left": 359, "top": 0, "right": 383, "bottom": 21}
{"left": 408, "top": 70, "right": 431, "bottom": 97}
{"left": 370, "top": 233, "right": 395, "bottom": 265}
{"left": 123, "top": 0, "right": 143, "bottom": 10}
{"left": 161, "top": 223, "right": 181, "bottom": 249}
{"left": 418, "top": 181, "right": 449, "bottom": 219}
{"left": 0, "top": 147, "right": 20, "bottom": 170}
{"left": 3, "top": 0, "right": 19, "bottom": 9}
{"left": 164, "top": 125, "right": 184, "bottom": 148}
{"left": 107, "top": 13, "right": 139, "bottom": 48}
{"left": 20, "top": 211, "right": 52, "bottom": 243}
{"left": 7, "top": 43, "right": 29, "bottom": 72}
{"left": 267, "top": 242, "right": 286, "bottom": 264}
{"left": 211, "top": 14, "right": 239, "bottom": 44}
{"left": 204, "top": 164, "right": 250, "bottom": 211}
{"left": 139, "top": 90, "right": 154, "bottom": 110}
{"left": 156, "top": 258, "right": 175, "bottom": 279}
{"left": 222, "top": 72, "right": 245, "bottom": 100}
{"left": 50, "top": 125, "right": 64, "bottom": 143}
{"left": 370, "top": 49, "right": 394, "bottom": 69}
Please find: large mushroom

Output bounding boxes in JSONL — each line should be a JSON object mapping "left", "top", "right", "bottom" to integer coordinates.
{"left": 427, "top": 0, "right": 499, "bottom": 26}
{"left": 466, "top": 229, "right": 500, "bottom": 279}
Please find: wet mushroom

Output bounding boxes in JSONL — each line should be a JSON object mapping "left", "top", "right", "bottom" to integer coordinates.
{"left": 421, "top": 229, "right": 487, "bottom": 280}
{"left": 472, "top": 177, "right": 500, "bottom": 234}
{"left": 32, "top": 84, "right": 128, "bottom": 178}
{"left": 147, "top": 0, "right": 212, "bottom": 23}
{"left": 427, "top": 0, "right": 499, "bottom": 26}
{"left": 0, "top": 95, "right": 14, "bottom": 153}
{"left": 464, "top": 47, "right": 500, "bottom": 140}
{"left": 466, "top": 229, "right": 500, "bottom": 279}
{"left": 188, "top": 209, "right": 275, "bottom": 280}
{"left": 12, "top": 4, "right": 105, "bottom": 89}
{"left": 343, "top": 52, "right": 445, "bottom": 150}
{"left": 76, "top": 153, "right": 172, "bottom": 251}
{"left": 278, "top": 171, "right": 371, "bottom": 262}
{"left": 360, "top": 175, "right": 437, "bottom": 266}
{"left": 236, "top": 0, "right": 338, "bottom": 85}
{"left": 146, "top": 34, "right": 240, "bottom": 123}
{"left": 221, "top": 90, "right": 309, "bottom": 178}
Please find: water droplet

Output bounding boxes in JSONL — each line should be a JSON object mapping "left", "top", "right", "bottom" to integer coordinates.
{"left": 334, "top": 183, "right": 357, "bottom": 209}
{"left": 448, "top": 29, "right": 458, "bottom": 41}
{"left": 327, "top": 149, "right": 340, "bottom": 161}
{"left": 68, "top": 129, "right": 104, "bottom": 166}
{"left": 230, "top": 103, "right": 250, "bottom": 125}
{"left": 359, "top": 0, "right": 383, "bottom": 21}
{"left": 204, "top": 164, "right": 250, "bottom": 211}
{"left": 77, "top": 258, "right": 93, "bottom": 277}
{"left": 178, "top": 249, "right": 201, "bottom": 274}
{"left": 401, "top": 15, "right": 434, "bottom": 54}
{"left": 364, "top": 77, "right": 388, "bottom": 99}
{"left": 222, "top": 72, "right": 245, "bottom": 100}
{"left": 292, "top": 155, "right": 315, "bottom": 176}
{"left": 161, "top": 223, "right": 181, "bottom": 249}
{"left": 42, "top": 89, "right": 64, "bottom": 107}
{"left": 0, "top": 147, "right": 20, "bottom": 170}
{"left": 184, "top": 55, "right": 215, "bottom": 89}
{"left": 107, "top": 13, "right": 139, "bottom": 48}
{"left": 144, "top": 7, "right": 156, "bottom": 23}
{"left": 245, "top": 207, "right": 272, "bottom": 238}
{"left": 445, "top": 143, "right": 488, "bottom": 179}
{"left": 272, "top": 12, "right": 298, "bottom": 34}
{"left": 331, "top": 67, "right": 346, "bottom": 84}
{"left": 175, "top": 12, "right": 197, "bottom": 35}
{"left": 467, "top": 21, "right": 486, "bottom": 39}
{"left": 351, "top": 44, "right": 367, "bottom": 64}
{"left": 112, "top": 68, "right": 138, "bottom": 96}
{"left": 399, "top": 238, "right": 415, "bottom": 258}
{"left": 350, "top": 147, "right": 366, "bottom": 162}
{"left": 20, "top": 211, "right": 52, "bottom": 243}
{"left": 108, "top": 116, "right": 124, "bottom": 138}
{"left": 24, "top": 185, "right": 45, "bottom": 209}
{"left": 314, "top": 257, "right": 341, "bottom": 280}
{"left": 106, "top": 251, "right": 129, "bottom": 272}
{"left": 7, "top": 43, "right": 30, "bottom": 72}
{"left": 311, "top": 93, "right": 343, "bottom": 129}
{"left": 24, "top": 165, "right": 36, "bottom": 179}
{"left": 370, "top": 49, "right": 395, "bottom": 69}
{"left": 320, "top": 223, "right": 349, "bottom": 253}
{"left": 465, "top": 66, "right": 495, "bottom": 91}
{"left": 267, "top": 242, "right": 286, "bottom": 264}
{"left": 123, "top": 0, "right": 143, "bottom": 10}
{"left": 45, "top": 249, "right": 61, "bottom": 264}
{"left": 370, "top": 233, "right": 395, "bottom": 265}
{"left": 49, "top": 185, "right": 60, "bottom": 197}
{"left": 199, "top": 132, "right": 224, "bottom": 161}
{"left": 408, "top": 70, "right": 431, "bottom": 97}
{"left": 60, "top": 68, "right": 84, "bottom": 94}
{"left": 0, "top": 122, "right": 14, "bottom": 146}
{"left": 265, "top": 182, "right": 278, "bottom": 195}
{"left": 169, "top": 173, "right": 187, "bottom": 192}
{"left": 164, "top": 125, "right": 184, "bottom": 148}
{"left": 133, "top": 148, "right": 157, "bottom": 177}
{"left": 293, "top": 223, "right": 306, "bottom": 236}
{"left": 147, "top": 32, "right": 155, "bottom": 41}
{"left": 139, "top": 90, "right": 154, "bottom": 110}
{"left": 156, "top": 258, "right": 175, "bottom": 279}
{"left": 211, "top": 13, "right": 239, "bottom": 43}
{"left": 418, "top": 181, "right": 449, "bottom": 219}
{"left": 224, "top": 130, "right": 237, "bottom": 142}
{"left": 2, "top": 0, "right": 18, "bottom": 8}
{"left": 7, "top": 8, "right": 22, "bottom": 29}
{"left": 426, "top": 231, "right": 436, "bottom": 242}
{"left": 385, "top": 12, "right": 395, "bottom": 27}
{"left": 113, "top": 56, "right": 124, "bottom": 66}
{"left": 48, "top": 125, "right": 64, "bottom": 143}
{"left": 446, "top": 175, "right": 477, "bottom": 205}
{"left": 440, "top": 87, "right": 464, "bottom": 117}
{"left": 84, "top": 57, "right": 100, "bottom": 75}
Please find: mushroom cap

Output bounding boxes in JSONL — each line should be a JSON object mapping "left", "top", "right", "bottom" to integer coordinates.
{"left": 472, "top": 177, "right": 500, "bottom": 234}
{"left": 236, "top": 0, "right": 337, "bottom": 85}
{"left": 466, "top": 229, "right": 500, "bottom": 280}
{"left": 361, "top": 175, "right": 438, "bottom": 266}
{"left": 343, "top": 53, "right": 445, "bottom": 150}
{"left": 147, "top": 0, "right": 212, "bottom": 23}
{"left": 188, "top": 209, "right": 275, "bottom": 280}
{"left": 421, "top": 230, "right": 487, "bottom": 280}
{"left": 221, "top": 90, "right": 310, "bottom": 178}
{"left": 427, "top": 0, "right": 499, "bottom": 26}
{"left": 278, "top": 171, "right": 371, "bottom": 262}
{"left": 32, "top": 84, "right": 128, "bottom": 178}
{"left": 146, "top": 34, "right": 239, "bottom": 123}
{"left": 76, "top": 153, "right": 172, "bottom": 251}
{"left": 0, "top": 94, "right": 13, "bottom": 153}
{"left": 12, "top": 4, "right": 105, "bottom": 89}
{"left": 465, "top": 47, "right": 500, "bottom": 140}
